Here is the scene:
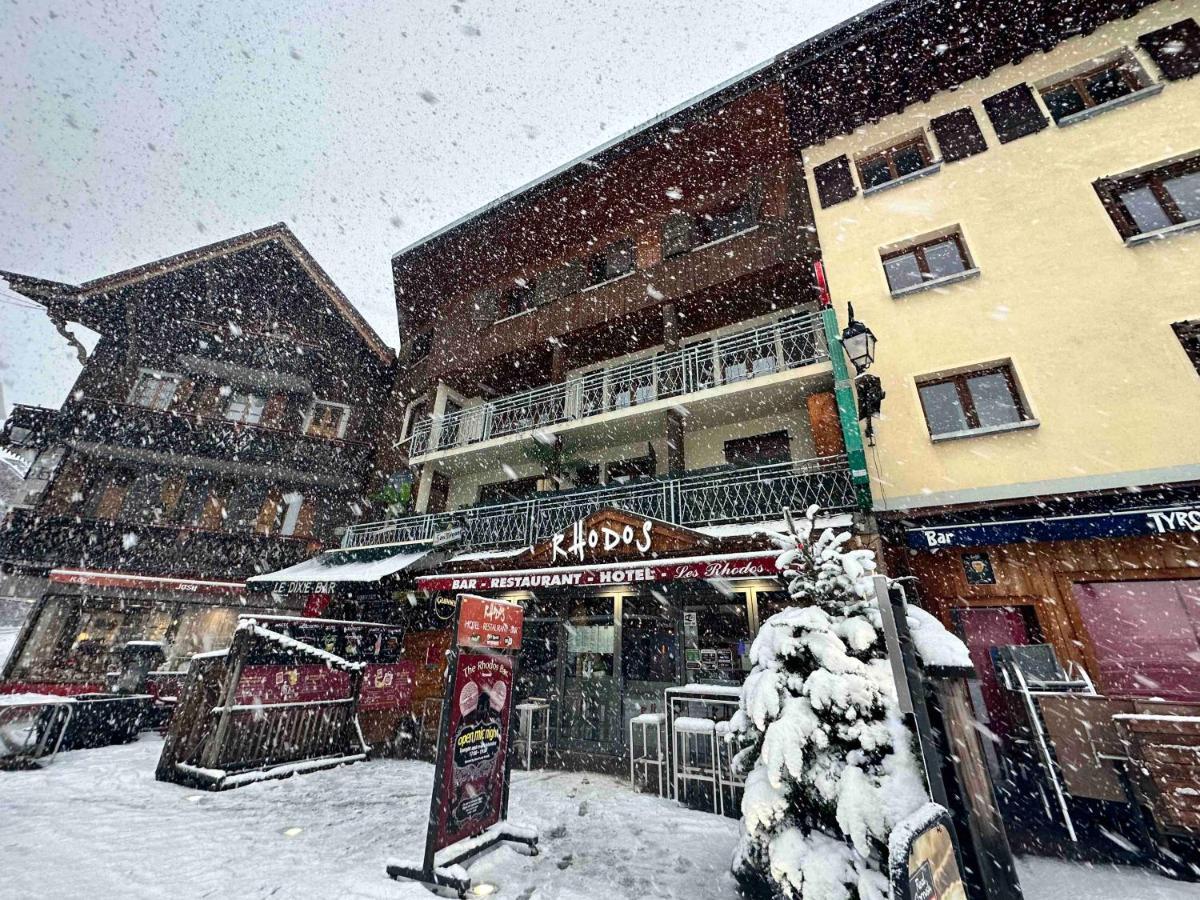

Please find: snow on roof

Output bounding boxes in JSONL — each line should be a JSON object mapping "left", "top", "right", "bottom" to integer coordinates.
{"left": 447, "top": 546, "right": 531, "bottom": 563}
{"left": 247, "top": 547, "right": 432, "bottom": 584}
{"left": 0, "top": 692, "right": 76, "bottom": 706}
{"left": 693, "top": 513, "right": 853, "bottom": 539}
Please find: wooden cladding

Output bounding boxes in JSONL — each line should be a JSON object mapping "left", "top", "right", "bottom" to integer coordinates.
{"left": 806, "top": 391, "right": 845, "bottom": 458}
{"left": 1139, "top": 18, "right": 1200, "bottom": 82}
{"left": 982, "top": 83, "right": 1048, "bottom": 144}
{"left": 813, "top": 156, "right": 856, "bottom": 208}
{"left": 930, "top": 107, "right": 988, "bottom": 162}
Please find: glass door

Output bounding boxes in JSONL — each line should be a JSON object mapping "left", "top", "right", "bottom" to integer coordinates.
{"left": 514, "top": 617, "right": 562, "bottom": 741}
{"left": 558, "top": 596, "right": 620, "bottom": 755}
{"left": 621, "top": 593, "right": 680, "bottom": 737}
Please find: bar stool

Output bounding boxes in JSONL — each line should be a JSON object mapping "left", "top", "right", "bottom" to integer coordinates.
{"left": 629, "top": 712, "right": 667, "bottom": 796}
{"left": 673, "top": 716, "right": 720, "bottom": 814}
{"left": 418, "top": 698, "right": 443, "bottom": 756}
{"left": 715, "top": 720, "right": 745, "bottom": 817}
{"left": 514, "top": 698, "right": 551, "bottom": 769}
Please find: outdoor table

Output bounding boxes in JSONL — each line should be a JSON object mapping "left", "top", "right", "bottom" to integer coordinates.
{"left": 663, "top": 683, "right": 742, "bottom": 802}
{"left": 0, "top": 693, "right": 76, "bottom": 767}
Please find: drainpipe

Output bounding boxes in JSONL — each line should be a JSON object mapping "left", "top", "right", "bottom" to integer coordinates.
{"left": 814, "top": 261, "right": 872, "bottom": 511}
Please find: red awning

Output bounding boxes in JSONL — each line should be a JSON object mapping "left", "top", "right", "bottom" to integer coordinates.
{"left": 48, "top": 568, "right": 245, "bottom": 596}
{"left": 415, "top": 550, "right": 780, "bottom": 592}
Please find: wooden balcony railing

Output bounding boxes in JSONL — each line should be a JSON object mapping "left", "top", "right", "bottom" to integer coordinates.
{"left": 0, "top": 508, "right": 320, "bottom": 580}
{"left": 57, "top": 398, "right": 373, "bottom": 475}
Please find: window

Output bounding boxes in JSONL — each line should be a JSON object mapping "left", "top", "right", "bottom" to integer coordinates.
{"left": 496, "top": 281, "right": 535, "bottom": 319}
{"left": 477, "top": 476, "right": 539, "bottom": 505}
{"left": 605, "top": 454, "right": 655, "bottom": 484}
{"left": 662, "top": 193, "right": 757, "bottom": 257}
{"left": 724, "top": 430, "right": 791, "bottom": 467}
{"left": 856, "top": 135, "right": 935, "bottom": 191}
{"left": 1094, "top": 155, "right": 1200, "bottom": 239}
{"left": 813, "top": 155, "right": 856, "bottom": 208}
{"left": 694, "top": 195, "right": 756, "bottom": 245}
{"left": 882, "top": 232, "right": 973, "bottom": 294}
{"left": 1174, "top": 320, "right": 1200, "bottom": 374}
{"left": 305, "top": 400, "right": 350, "bottom": 439}
{"left": 917, "top": 364, "right": 1031, "bottom": 438}
{"left": 224, "top": 391, "right": 265, "bottom": 425}
{"left": 929, "top": 107, "right": 988, "bottom": 163}
{"left": 586, "top": 239, "right": 635, "bottom": 287}
{"left": 1138, "top": 18, "right": 1200, "bottom": 81}
{"left": 982, "top": 83, "right": 1048, "bottom": 144}
{"left": 128, "top": 370, "right": 182, "bottom": 411}
{"left": 1039, "top": 53, "right": 1151, "bottom": 123}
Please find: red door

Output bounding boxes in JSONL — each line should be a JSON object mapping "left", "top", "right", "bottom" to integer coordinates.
{"left": 953, "top": 606, "right": 1033, "bottom": 739}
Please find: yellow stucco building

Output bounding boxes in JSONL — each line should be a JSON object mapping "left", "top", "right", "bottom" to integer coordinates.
{"left": 804, "top": 1, "right": 1200, "bottom": 513}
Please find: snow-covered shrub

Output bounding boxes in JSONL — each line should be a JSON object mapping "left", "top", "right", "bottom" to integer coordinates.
{"left": 730, "top": 506, "right": 964, "bottom": 900}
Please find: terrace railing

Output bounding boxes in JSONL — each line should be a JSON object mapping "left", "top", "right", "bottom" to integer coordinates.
{"left": 410, "top": 311, "right": 827, "bottom": 457}
{"left": 341, "top": 455, "right": 853, "bottom": 550}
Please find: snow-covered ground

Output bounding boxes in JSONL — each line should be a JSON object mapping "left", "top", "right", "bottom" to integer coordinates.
{"left": 0, "top": 736, "right": 1194, "bottom": 900}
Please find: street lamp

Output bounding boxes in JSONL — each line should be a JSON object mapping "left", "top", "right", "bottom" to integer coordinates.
{"left": 840, "top": 302, "right": 877, "bottom": 374}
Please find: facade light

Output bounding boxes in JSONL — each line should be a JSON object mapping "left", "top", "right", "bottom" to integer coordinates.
{"left": 840, "top": 302, "right": 877, "bottom": 374}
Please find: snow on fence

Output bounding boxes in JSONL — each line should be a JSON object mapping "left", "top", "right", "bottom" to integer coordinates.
{"left": 155, "top": 621, "right": 370, "bottom": 790}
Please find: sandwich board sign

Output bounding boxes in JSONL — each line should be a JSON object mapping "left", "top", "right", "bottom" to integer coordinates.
{"left": 387, "top": 594, "right": 538, "bottom": 896}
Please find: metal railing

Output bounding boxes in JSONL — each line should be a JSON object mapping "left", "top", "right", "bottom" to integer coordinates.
{"left": 341, "top": 455, "right": 853, "bottom": 550}
{"left": 409, "top": 311, "right": 827, "bottom": 456}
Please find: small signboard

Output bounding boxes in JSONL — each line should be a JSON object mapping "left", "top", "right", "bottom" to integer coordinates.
{"left": 456, "top": 594, "right": 524, "bottom": 650}
{"left": 961, "top": 552, "right": 996, "bottom": 585}
{"left": 433, "top": 652, "right": 514, "bottom": 850}
{"left": 388, "top": 594, "right": 538, "bottom": 895}
{"left": 889, "top": 805, "right": 966, "bottom": 900}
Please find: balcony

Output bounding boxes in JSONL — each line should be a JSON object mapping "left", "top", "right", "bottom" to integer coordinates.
{"left": 1, "top": 405, "right": 60, "bottom": 450}
{"left": 58, "top": 398, "right": 373, "bottom": 480}
{"left": 341, "top": 455, "right": 853, "bottom": 550}
{"left": 0, "top": 508, "right": 321, "bottom": 580}
{"left": 411, "top": 311, "right": 828, "bottom": 460}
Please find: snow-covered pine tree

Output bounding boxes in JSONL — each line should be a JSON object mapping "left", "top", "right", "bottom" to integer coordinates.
{"left": 729, "top": 505, "right": 936, "bottom": 900}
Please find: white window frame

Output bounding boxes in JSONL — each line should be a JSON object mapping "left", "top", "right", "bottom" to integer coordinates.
{"left": 127, "top": 368, "right": 183, "bottom": 411}
{"left": 224, "top": 391, "right": 266, "bottom": 426}
{"left": 279, "top": 492, "right": 305, "bottom": 536}
{"left": 302, "top": 400, "right": 351, "bottom": 439}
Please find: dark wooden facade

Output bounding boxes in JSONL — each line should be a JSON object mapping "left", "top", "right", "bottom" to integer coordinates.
{"left": 390, "top": 82, "right": 818, "bottom": 404}
{"left": 0, "top": 224, "right": 395, "bottom": 582}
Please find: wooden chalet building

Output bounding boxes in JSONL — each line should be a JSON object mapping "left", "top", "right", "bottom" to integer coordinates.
{"left": 0, "top": 224, "right": 395, "bottom": 694}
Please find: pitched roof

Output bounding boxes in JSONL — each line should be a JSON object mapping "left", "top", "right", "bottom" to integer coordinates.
{"left": 2, "top": 223, "right": 394, "bottom": 364}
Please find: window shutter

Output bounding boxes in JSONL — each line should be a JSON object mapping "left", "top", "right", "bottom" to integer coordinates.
{"left": 930, "top": 107, "right": 988, "bottom": 162}
{"left": 982, "top": 84, "right": 1048, "bottom": 144}
{"left": 1091, "top": 176, "right": 1139, "bottom": 240}
{"left": 1139, "top": 19, "right": 1200, "bottom": 81}
{"left": 662, "top": 212, "right": 695, "bottom": 258}
{"left": 813, "top": 156, "right": 856, "bottom": 208}
{"left": 260, "top": 393, "right": 288, "bottom": 429}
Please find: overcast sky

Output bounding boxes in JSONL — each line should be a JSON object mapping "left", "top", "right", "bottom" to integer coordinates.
{"left": 0, "top": 0, "right": 870, "bottom": 414}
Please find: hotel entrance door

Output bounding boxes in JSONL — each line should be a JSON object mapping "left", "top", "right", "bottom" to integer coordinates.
{"left": 559, "top": 595, "right": 621, "bottom": 755}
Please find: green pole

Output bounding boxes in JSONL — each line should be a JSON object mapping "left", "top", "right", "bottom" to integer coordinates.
{"left": 814, "top": 262, "right": 872, "bottom": 511}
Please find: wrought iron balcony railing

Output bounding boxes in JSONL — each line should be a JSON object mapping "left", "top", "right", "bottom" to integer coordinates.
{"left": 341, "top": 455, "right": 853, "bottom": 550}
{"left": 409, "top": 311, "right": 827, "bottom": 457}
{"left": 0, "top": 508, "right": 321, "bottom": 580}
